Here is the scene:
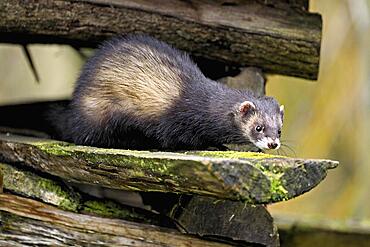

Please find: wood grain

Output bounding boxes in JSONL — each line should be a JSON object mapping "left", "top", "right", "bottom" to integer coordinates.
{"left": 0, "top": 0, "right": 322, "bottom": 79}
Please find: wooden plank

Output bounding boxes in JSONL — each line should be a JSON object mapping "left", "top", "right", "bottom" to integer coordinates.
{"left": 262, "top": 0, "right": 309, "bottom": 10}
{"left": 170, "top": 196, "right": 280, "bottom": 246}
{"left": 0, "top": 162, "right": 166, "bottom": 227}
{"left": 0, "top": 194, "right": 230, "bottom": 247}
{"left": 0, "top": 162, "right": 81, "bottom": 212}
{"left": 0, "top": 0, "right": 322, "bottom": 79}
{"left": 0, "top": 133, "right": 338, "bottom": 203}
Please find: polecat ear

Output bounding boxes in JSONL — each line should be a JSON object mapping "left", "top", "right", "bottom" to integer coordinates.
{"left": 239, "top": 101, "right": 256, "bottom": 115}
{"left": 280, "top": 105, "right": 284, "bottom": 117}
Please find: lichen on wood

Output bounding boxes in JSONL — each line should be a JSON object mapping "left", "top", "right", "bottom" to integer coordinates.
{"left": 0, "top": 162, "right": 165, "bottom": 225}
{"left": 81, "top": 199, "right": 157, "bottom": 224}
{"left": 0, "top": 133, "right": 338, "bottom": 204}
{"left": 0, "top": 162, "right": 81, "bottom": 212}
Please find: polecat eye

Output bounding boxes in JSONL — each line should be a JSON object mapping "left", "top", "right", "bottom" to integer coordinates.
{"left": 255, "top": 125, "right": 263, "bottom": 132}
{"left": 278, "top": 130, "right": 281, "bottom": 136}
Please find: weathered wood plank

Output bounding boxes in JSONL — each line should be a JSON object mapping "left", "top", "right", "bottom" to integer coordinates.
{"left": 0, "top": 194, "right": 230, "bottom": 247}
{"left": 262, "top": 0, "right": 309, "bottom": 10}
{"left": 0, "top": 0, "right": 322, "bottom": 79}
{"left": 0, "top": 133, "right": 338, "bottom": 204}
{"left": 170, "top": 196, "right": 280, "bottom": 247}
{"left": 0, "top": 162, "right": 166, "bottom": 226}
{"left": 0, "top": 162, "right": 81, "bottom": 212}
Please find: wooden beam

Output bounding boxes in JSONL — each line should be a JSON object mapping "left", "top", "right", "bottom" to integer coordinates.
{"left": 0, "top": 133, "right": 337, "bottom": 203}
{"left": 0, "top": 0, "right": 322, "bottom": 79}
{"left": 170, "top": 196, "right": 280, "bottom": 246}
{"left": 261, "top": 0, "right": 309, "bottom": 10}
{"left": 0, "top": 162, "right": 81, "bottom": 212}
{"left": 0, "top": 194, "right": 230, "bottom": 247}
{"left": 0, "top": 162, "right": 167, "bottom": 227}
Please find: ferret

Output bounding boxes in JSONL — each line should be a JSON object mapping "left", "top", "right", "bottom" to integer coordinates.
{"left": 51, "top": 35, "right": 284, "bottom": 151}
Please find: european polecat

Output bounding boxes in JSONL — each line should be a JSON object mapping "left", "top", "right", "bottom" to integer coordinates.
{"left": 52, "top": 35, "right": 284, "bottom": 150}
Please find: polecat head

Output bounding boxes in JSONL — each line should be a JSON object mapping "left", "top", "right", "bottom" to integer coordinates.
{"left": 235, "top": 97, "right": 284, "bottom": 150}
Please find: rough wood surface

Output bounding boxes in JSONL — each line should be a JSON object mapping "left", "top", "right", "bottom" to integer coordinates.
{"left": 263, "top": 0, "right": 309, "bottom": 10}
{"left": 0, "top": 162, "right": 166, "bottom": 226}
{"left": 0, "top": 133, "right": 338, "bottom": 204}
{"left": 0, "top": 0, "right": 322, "bottom": 79}
{"left": 171, "top": 196, "right": 279, "bottom": 247}
{"left": 0, "top": 194, "right": 230, "bottom": 247}
{"left": 0, "top": 162, "right": 81, "bottom": 212}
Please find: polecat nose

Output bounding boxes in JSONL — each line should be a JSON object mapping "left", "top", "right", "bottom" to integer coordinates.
{"left": 268, "top": 142, "right": 278, "bottom": 149}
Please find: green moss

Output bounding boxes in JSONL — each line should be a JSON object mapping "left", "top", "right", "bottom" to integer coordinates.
{"left": 35, "top": 142, "right": 73, "bottom": 156}
{"left": 82, "top": 200, "right": 150, "bottom": 223}
{"left": 61, "top": 147, "right": 213, "bottom": 191}
{"left": 1, "top": 163, "right": 81, "bottom": 212}
{"left": 187, "top": 150, "right": 284, "bottom": 159}
{"left": 37, "top": 179, "right": 81, "bottom": 212}
{"left": 269, "top": 177, "right": 289, "bottom": 201}
{"left": 35, "top": 143, "right": 182, "bottom": 183}
{"left": 83, "top": 200, "right": 127, "bottom": 218}
{"left": 186, "top": 151, "right": 291, "bottom": 201}
{"left": 252, "top": 163, "right": 289, "bottom": 201}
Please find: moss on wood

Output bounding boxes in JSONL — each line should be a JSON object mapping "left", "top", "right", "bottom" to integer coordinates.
{"left": 187, "top": 150, "right": 282, "bottom": 159}
{"left": 0, "top": 194, "right": 231, "bottom": 246}
{"left": 0, "top": 162, "right": 166, "bottom": 225}
{"left": 0, "top": 134, "right": 338, "bottom": 204}
{"left": 0, "top": 163, "right": 81, "bottom": 212}
{"left": 82, "top": 200, "right": 153, "bottom": 224}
